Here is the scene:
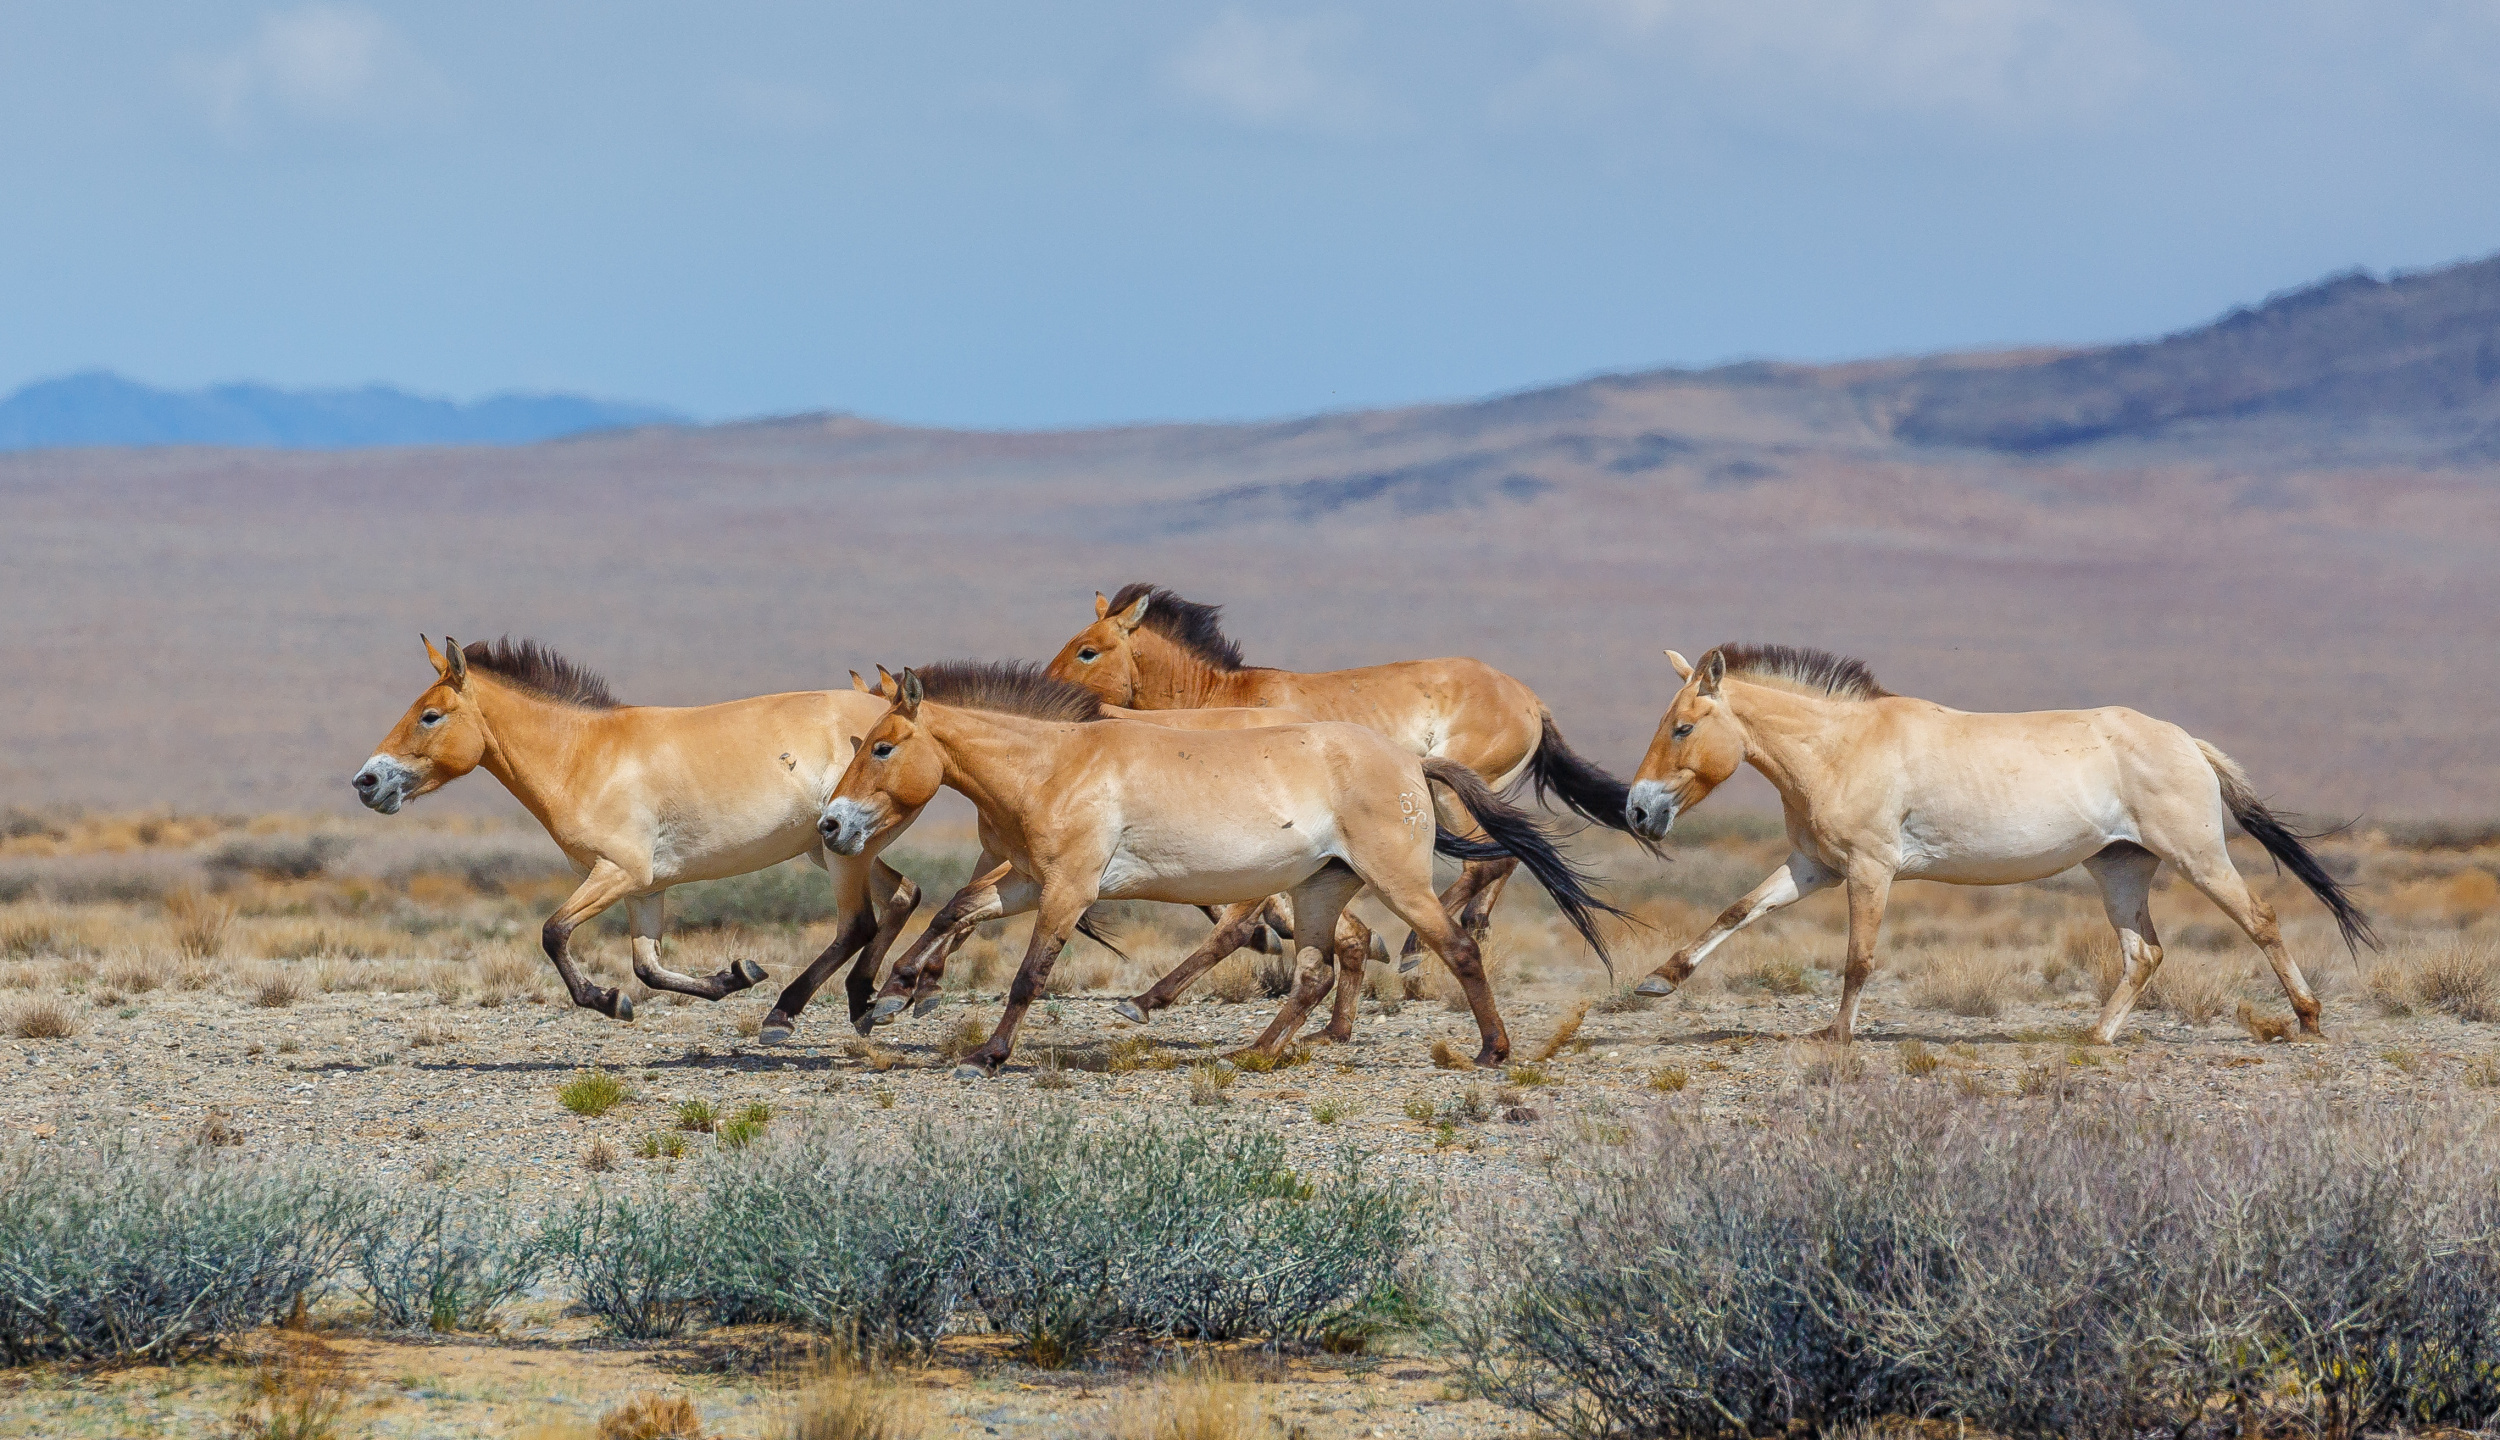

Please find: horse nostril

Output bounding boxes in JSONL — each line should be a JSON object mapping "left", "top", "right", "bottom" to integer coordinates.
{"left": 353, "top": 772, "right": 376, "bottom": 792}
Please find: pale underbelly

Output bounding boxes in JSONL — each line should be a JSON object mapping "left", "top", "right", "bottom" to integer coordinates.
{"left": 1095, "top": 834, "right": 1334, "bottom": 907}
{"left": 1891, "top": 816, "right": 2130, "bottom": 886}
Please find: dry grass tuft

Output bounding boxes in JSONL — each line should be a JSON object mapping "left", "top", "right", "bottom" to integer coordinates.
{"left": 1910, "top": 948, "right": 2011, "bottom": 1018}
{"left": 1647, "top": 1065, "right": 1689, "bottom": 1093}
{"left": 1429, "top": 1038, "right": 1466, "bottom": 1070}
{"left": 409, "top": 1021, "right": 459, "bottom": 1047}
{"left": 936, "top": 1017, "right": 989, "bottom": 1063}
{"left": 1528, "top": 1002, "right": 1589, "bottom": 1064}
{"left": 164, "top": 886, "right": 236, "bottom": 961}
{"left": 9, "top": 995, "right": 80, "bottom": 1039}
{"left": 1188, "top": 1061, "right": 1234, "bottom": 1106}
{"left": 1796, "top": 1041, "right": 1863, "bottom": 1087}
{"left": 584, "top": 1139, "right": 619, "bottom": 1173}
{"left": 249, "top": 968, "right": 302, "bottom": 1009}
{"left": 103, "top": 953, "right": 167, "bottom": 995}
{"left": 782, "top": 1361, "right": 929, "bottom": 1440}
{"left": 2411, "top": 939, "right": 2500, "bottom": 1023}
{"left": 1898, "top": 1039, "right": 1942, "bottom": 1076}
{"left": 1111, "top": 1364, "right": 1264, "bottom": 1440}
{"left": 1203, "top": 952, "right": 1261, "bottom": 1004}
{"left": 843, "top": 1040, "right": 902, "bottom": 1073}
{"left": 596, "top": 1391, "right": 706, "bottom": 1440}
{"left": 2146, "top": 955, "right": 2236, "bottom": 1026}
{"left": 227, "top": 1338, "right": 353, "bottom": 1440}
{"left": 2237, "top": 1002, "right": 2294, "bottom": 1044}
{"left": 1032, "top": 1053, "right": 1075, "bottom": 1090}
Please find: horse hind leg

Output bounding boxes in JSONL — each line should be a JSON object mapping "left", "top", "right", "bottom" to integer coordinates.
{"left": 2084, "top": 843, "right": 2165, "bottom": 1046}
{"left": 625, "top": 893, "right": 770, "bottom": 1003}
{"left": 1116, "top": 899, "right": 1273, "bottom": 1023}
{"left": 2168, "top": 835, "right": 2325, "bottom": 1036}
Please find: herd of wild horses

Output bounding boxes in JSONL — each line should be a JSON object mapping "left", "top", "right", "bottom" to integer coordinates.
{"left": 351, "top": 584, "right": 2374, "bottom": 1076}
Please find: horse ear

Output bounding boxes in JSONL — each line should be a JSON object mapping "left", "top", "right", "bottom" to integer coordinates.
{"left": 442, "top": 638, "right": 469, "bottom": 689}
{"left": 1093, "top": 591, "right": 1111, "bottom": 620}
{"left": 898, "top": 668, "right": 924, "bottom": 714}
{"left": 1664, "top": 650, "right": 1693, "bottom": 681}
{"left": 1697, "top": 648, "right": 1726, "bottom": 696}
{"left": 1114, "top": 594, "right": 1150, "bottom": 632}
{"left": 848, "top": 734, "right": 863, "bottom": 753}
{"left": 423, "top": 635, "right": 450, "bottom": 678}
{"left": 849, "top": 670, "right": 871, "bottom": 693}
{"left": 874, "top": 664, "right": 899, "bottom": 699}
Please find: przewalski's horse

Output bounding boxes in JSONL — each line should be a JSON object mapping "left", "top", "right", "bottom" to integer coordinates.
{"left": 1623, "top": 644, "right": 2375, "bottom": 1045}
{"left": 830, "top": 667, "right": 1380, "bottom": 1030}
{"left": 819, "top": 662, "right": 1622, "bottom": 1075}
{"left": 1045, "top": 584, "right": 1645, "bottom": 963}
{"left": 353, "top": 638, "right": 920, "bottom": 1031}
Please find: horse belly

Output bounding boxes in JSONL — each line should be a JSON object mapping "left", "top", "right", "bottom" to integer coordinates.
{"left": 1096, "top": 827, "right": 1326, "bottom": 907}
{"left": 1893, "top": 805, "right": 2120, "bottom": 885}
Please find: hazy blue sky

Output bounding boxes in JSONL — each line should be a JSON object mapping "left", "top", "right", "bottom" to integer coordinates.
{"left": 5, "top": 2, "right": 2497, "bottom": 426}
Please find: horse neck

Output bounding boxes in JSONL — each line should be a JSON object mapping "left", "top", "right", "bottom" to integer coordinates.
{"left": 1724, "top": 681, "right": 1852, "bottom": 810}
{"left": 1131, "top": 633, "right": 1261, "bottom": 709}
{"left": 469, "top": 679, "right": 602, "bottom": 842}
{"left": 920, "top": 705, "right": 1059, "bottom": 824}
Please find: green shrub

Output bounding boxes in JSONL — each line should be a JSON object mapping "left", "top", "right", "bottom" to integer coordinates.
{"left": 537, "top": 1187, "right": 708, "bottom": 1339}
{"left": 347, "top": 1186, "right": 542, "bottom": 1332}
{"left": 0, "top": 1145, "right": 372, "bottom": 1363}
{"left": 1452, "top": 1088, "right": 2500, "bottom": 1439}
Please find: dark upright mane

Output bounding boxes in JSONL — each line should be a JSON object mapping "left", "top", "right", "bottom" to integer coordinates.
{"left": 1713, "top": 643, "right": 1892, "bottom": 702}
{"left": 461, "top": 637, "right": 621, "bottom": 709}
{"left": 1107, "top": 583, "right": 1246, "bottom": 672}
{"left": 907, "top": 660, "right": 1103, "bottom": 722}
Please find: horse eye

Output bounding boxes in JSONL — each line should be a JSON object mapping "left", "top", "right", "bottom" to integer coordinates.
{"left": 1077, "top": 648, "right": 1099, "bottom": 663}
{"left": 871, "top": 742, "right": 895, "bottom": 760}
{"left": 1672, "top": 723, "right": 1694, "bottom": 739}
{"left": 421, "top": 710, "right": 443, "bottom": 726}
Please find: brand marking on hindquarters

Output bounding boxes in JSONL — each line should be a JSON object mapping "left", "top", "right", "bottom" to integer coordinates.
{"left": 1399, "top": 791, "right": 1425, "bottom": 831}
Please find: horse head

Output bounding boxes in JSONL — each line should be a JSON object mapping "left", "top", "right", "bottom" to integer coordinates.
{"left": 1627, "top": 648, "right": 1745, "bottom": 840}
{"left": 1043, "top": 590, "right": 1151, "bottom": 706}
{"left": 352, "top": 637, "right": 491, "bottom": 814}
{"left": 820, "top": 667, "right": 944, "bottom": 856}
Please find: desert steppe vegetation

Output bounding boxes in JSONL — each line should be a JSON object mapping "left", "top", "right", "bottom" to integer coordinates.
{"left": 3, "top": 807, "right": 2499, "bottom": 1437}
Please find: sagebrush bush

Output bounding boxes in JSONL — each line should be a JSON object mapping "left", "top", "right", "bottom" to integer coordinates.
{"left": 572, "top": 1115, "right": 1423, "bottom": 1362}
{"left": 207, "top": 833, "right": 353, "bottom": 882}
{"left": 1451, "top": 1087, "right": 2500, "bottom": 1439}
{"left": 347, "top": 1186, "right": 542, "bottom": 1331}
{"left": 0, "top": 1145, "right": 371, "bottom": 1363}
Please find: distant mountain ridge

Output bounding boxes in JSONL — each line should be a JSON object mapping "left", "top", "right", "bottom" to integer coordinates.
{"left": 0, "top": 372, "right": 682, "bottom": 451}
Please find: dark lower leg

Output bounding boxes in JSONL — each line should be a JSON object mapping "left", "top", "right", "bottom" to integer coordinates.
{"left": 1123, "top": 900, "right": 1271, "bottom": 1017}
{"left": 543, "top": 918, "right": 631, "bottom": 1019}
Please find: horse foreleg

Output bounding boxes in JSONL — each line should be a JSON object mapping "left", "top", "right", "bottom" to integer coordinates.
{"left": 1114, "top": 899, "right": 1275, "bottom": 1023}
{"left": 845, "top": 859, "right": 924, "bottom": 1018}
{"left": 1808, "top": 868, "right": 1889, "bottom": 1042}
{"left": 869, "top": 862, "right": 1035, "bottom": 1026}
{"left": 957, "top": 884, "right": 1097, "bottom": 1078}
{"left": 1635, "top": 853, "right": 1838, "bottom": 996}
{"left": 758, "top": 854, "right": 892, "bottom": 1044}
{"left": 541, "top": 862, "right": 644, "bottom": 1020}
{"left": 624, "top": 892, "right": 768, "bottom": 1003}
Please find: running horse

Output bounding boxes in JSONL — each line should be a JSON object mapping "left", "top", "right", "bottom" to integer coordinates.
{"left": 818, "top": 662, "right": 1623, "bottom": 1074}
{"left": 1044, "top": 584, "right": 1643, "bottom": 998}
{"left": 352, "top": 638, "right": 920, "bottom": 1032}
{"left": 1622, "top": 644, "right": 2375, "bottom": 1044}
{"left": 842, "top": 666, "right": 1386, "bottom": 1030}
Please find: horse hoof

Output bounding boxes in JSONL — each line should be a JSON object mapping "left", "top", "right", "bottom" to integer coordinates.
{"left": 757, "top": 1012, "right": 794, "bottom": 1046}
{"left": 852, "top": 1014, "right": 877, "bottom": 1038}
{"left": 870, "top": 995, "right": 908, "bottom": 1022}
{"left": 733, "top": 958, "right": 769, "bottom": 987}
{"left": 1634, "top": 976, "right": 1677, "bottom": 997}
{"left": 1113, "top": 999, "right": 1148, "bottom": 1024}
{"left": 912, "top": 994, "right": 945, "bottom": 1019}
{"left": 1368, "top": 935, "right": 1390, "bottom": 964}
{"left": 1398, "top": 955, "right": 1421, "bottom": 975}
{"left": 952, "top": 1063, "right": 992, "bottom": 1081}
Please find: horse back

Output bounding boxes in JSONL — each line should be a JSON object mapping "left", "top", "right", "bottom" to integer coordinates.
{"left": 1256, "top": 657, "right": 1542, "bottom": 777}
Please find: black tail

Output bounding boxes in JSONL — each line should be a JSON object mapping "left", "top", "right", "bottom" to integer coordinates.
{"left": 2198, "top": 740, "right": 2377, "bottom": 956}
{"left": 1525, "top": 712, "right": 1661, "bottom": 854}
{"left": 1425, "top": 757, "right": 1632, "bottom": 977}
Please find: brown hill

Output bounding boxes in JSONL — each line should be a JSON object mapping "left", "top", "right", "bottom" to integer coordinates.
{"left": 3, "top": 257, "right": 2496, "bottom": 819}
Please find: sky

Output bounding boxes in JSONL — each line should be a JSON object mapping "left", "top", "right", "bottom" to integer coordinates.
{"left": 4, "top": 2, "right": 2498, "bottom": 428}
